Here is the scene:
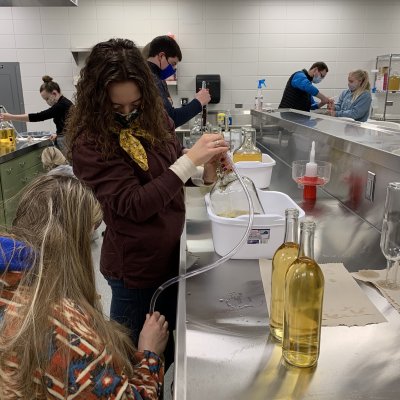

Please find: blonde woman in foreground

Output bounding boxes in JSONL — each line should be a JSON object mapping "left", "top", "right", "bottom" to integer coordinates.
{"left": 0, "top": 175, "right": 168, "bottom": 399}
{"left": 328, "top": 69, "right": 372, "bottom": 122}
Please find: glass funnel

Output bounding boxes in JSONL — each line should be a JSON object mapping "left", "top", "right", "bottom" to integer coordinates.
{"left": 210, "top": 168, "right": 265, "bottom": 218}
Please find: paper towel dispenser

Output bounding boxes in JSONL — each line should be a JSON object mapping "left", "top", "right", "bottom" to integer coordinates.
{"left": 196, "top": 75, "right": 221, "bottom": 104}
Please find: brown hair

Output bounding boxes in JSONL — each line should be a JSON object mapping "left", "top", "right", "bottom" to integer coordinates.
{"left": 39, "top": 75, "right": 61, "bottom": 93}
{"left": 65, "top": 38, "right": 171, "bottom": 160}
{"left": 310, "top": 62, "right": 329, "bottom": 73}
{"left": 0, "top": 175, "right": 134, "bottom": 397}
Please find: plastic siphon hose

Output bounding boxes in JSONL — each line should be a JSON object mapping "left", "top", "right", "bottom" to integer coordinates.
{"left": 149, "top": 155, "right": 256, "bottom": 314}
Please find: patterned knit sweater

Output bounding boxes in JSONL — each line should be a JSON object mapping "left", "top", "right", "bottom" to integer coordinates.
{"left": 0, "top": 271, "right": 164, "bottom": 400}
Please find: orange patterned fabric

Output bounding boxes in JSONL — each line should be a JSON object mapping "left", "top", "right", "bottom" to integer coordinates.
{"left": 0, "top": 273, "right": 164, "bottom": 399}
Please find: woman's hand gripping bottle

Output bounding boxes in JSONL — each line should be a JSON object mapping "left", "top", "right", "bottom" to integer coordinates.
{"left": 269, "top": 208, "right": 299, "bottom": 342}
{"left": 283, "top": 220, "right": 324, "bottom": 368}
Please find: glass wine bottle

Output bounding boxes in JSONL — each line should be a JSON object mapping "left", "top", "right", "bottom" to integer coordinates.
{"left": 269, "top": 208, "right": 299, "bottom": 342}
{"left": 232, "top": 127, "right": 262, "bottom": 162}
{"left": 282, "top": 220, "right": 324, "bottom": 368}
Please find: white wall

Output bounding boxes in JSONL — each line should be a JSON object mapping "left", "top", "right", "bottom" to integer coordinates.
{"left": 1, "top": 0, "right": 400, "bottom": 131}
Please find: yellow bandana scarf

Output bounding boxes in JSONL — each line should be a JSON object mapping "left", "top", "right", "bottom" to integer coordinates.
{"left": 114, "top": 122, "right": 154, "bottom": 171}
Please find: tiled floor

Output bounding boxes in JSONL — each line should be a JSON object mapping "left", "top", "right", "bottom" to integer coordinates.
{"left": 92, "top": 224, "right": 173, "bottom": 399}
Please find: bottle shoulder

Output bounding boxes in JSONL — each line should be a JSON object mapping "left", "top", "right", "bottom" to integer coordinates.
{"left": 287, "top": 257, "right": 324, "bottom": 281}
{"left": 272, "top": 242, "right": 299, "bottom": 261}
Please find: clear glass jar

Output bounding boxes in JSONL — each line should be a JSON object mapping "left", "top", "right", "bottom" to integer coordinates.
{"left": 0, "top": 106, "right": 16, "bottom": 146}
{"left": 210, "top": 170, "right": 265, "bottom": 218}
{"left": 233, "top": 127, "right": 262, "bottom": 162}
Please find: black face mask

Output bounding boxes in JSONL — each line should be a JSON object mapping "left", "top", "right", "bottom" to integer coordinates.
{"left": 114, "top": 109, "right": 141, "bottom": 128}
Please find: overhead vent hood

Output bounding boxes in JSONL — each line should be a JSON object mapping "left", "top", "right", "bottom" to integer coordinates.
{"left": 0, "top": 0, "right": 77, "bottom": 6}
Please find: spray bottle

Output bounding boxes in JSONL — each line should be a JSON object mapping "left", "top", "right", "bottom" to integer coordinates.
{"left": 255, "top": 79, "right": 266, "bottom": 111}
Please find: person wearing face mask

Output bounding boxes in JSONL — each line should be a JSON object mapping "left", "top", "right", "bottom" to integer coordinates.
{"left": 0, "top": 75, "right": 73, "bottom": 154}
{"left": 327, "top": 70, "right": 372, "bottom": 122}
{"left": 279, "top": 62, "right": 330, "bottom": 112}
{"left": 67, "top": 38, "right": 229, "bottom": 372}
{"left": 147, "top": 35, "right": 211, "bottom": 128}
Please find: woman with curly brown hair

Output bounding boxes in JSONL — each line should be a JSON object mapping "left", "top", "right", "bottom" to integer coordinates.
{"left": 67, "top": 38, "right": 228, "bottom": 371}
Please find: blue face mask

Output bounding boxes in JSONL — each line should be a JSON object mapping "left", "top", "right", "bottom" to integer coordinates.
{"left": 312, "top": 74, "right": 322, "bottom": 84}
{"left": 160, "top": 63, "right": 176, "bottom": 80}
{"left": 348, "top": 83, "right": 357, "bottom": 92}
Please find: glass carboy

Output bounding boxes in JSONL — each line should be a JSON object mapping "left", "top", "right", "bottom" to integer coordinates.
{"left": 210, "top": 169, "right": 265, "bottom": 218}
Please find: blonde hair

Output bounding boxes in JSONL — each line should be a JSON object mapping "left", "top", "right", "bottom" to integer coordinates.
{"left": 349, "top": 70, "right": 370, "bottom": 101}
{"left": 0, "top": 175, "right": 134, "bottom": 397}
{"left": 41, "top": 146, "right": 67, "bottom": 171}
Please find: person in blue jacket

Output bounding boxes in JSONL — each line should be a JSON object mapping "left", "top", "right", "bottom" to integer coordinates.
{"left": 279, "top": 62, "right": 330, "bottom": 111}
{"left": 328, "top": 70, "right": 372, "bottom": 122}
{"left": 147, "top": 35, "right": 211, "bottom": 128}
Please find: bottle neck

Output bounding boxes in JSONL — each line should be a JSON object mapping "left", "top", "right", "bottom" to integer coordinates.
{"left": 298, "top": 221, "right": 315, "bottom": 259}
{"left": 284, "top": 212, "right": 299, "bottom": 244}
{"left": 243, "top": 132, "right": 253, "bottom": 146}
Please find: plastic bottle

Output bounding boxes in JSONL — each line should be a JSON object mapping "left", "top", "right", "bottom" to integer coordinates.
{"left": 226, "top": 109, "right": 232, "bottom": 126}
{"left": 254, "top": 79, "right": 266, "bottom": 111}
{"left": 270, "top": 208, "right": 299, "bottom": 342}
{"left": 233, "top": 127, "right": 262, "bottom": 162}
{"left": 283, "top": 220, "right": 324, "bottom": 368}
{"left": 371, "top": 86, "right": 379, "bottom": 117}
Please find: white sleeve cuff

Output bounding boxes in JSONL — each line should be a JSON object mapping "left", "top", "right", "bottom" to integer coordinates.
{"left": 190, "top": 166, "right": 206, "bottom": 186}
{"left": 169, "top": 154, "right": 198, "bottom": 183}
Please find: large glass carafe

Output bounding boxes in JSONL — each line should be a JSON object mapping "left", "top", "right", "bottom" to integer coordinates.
{"left": 283, "top": 220, "right": 324, "bottom": 368}
{"left": 270, "top": 208, "right": 299, "bottom": 342}
{"left": 210, "top": 169, "right": 265, "bottom": 218}
{"left": 233, "top": 127, "right": 262, "bottom": 162}
{"left": 0, "top": 106, "right": 16, "bottom": 146}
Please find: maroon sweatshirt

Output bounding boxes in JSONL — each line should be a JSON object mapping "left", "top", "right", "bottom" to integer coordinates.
{"left": 72, "top": 133, "right": 185, "bottom": 288}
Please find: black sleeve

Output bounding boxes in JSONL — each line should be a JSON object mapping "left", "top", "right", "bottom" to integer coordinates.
{"left": 155, "top": 79, "right": 202, "bottom": 128}
{"left": 28, "top": 103, "right": 63, "bottom": 122}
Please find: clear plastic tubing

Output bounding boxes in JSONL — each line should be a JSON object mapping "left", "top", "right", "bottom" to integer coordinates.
{"left": 149, "top": 156, "right": 255, "bottom": 314}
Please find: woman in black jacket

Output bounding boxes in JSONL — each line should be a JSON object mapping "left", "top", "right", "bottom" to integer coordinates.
{"left": 0, "top": 75, "right": 72, "bottom": 154}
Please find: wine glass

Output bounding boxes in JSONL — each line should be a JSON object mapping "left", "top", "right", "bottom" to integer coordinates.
{"left": 380, "top": 182, "right": 400, "bottom": 289}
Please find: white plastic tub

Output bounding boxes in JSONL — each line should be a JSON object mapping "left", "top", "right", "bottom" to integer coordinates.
{"left": 234, "top": 153, "right": 276, "bottom": 188}
{"left": 205, "top": 190, "right": 305, "bottom": 259}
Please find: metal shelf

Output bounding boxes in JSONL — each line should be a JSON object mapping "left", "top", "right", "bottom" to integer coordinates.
{"left": 372, "top": 54, "right": 400, "bottom": 121}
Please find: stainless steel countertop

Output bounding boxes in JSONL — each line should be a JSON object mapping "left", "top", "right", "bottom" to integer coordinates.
{"left": 174, "top": 152, "right": 400, "bottom": 399}
{"left": 252, "top": 109, "right": 400, "bottom": 158}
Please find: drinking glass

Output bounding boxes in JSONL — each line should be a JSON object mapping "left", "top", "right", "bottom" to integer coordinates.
{"left": 380, "top": 182, "right": 400, "bottom": 288}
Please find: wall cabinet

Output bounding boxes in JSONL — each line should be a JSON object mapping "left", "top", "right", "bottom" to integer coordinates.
{"left": 371, "top": 54, "right": 400, "bottom": 121}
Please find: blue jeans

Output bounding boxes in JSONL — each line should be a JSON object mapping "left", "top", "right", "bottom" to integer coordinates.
{"left": 107, "top": 279, "right": 177, "bottom": 371}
